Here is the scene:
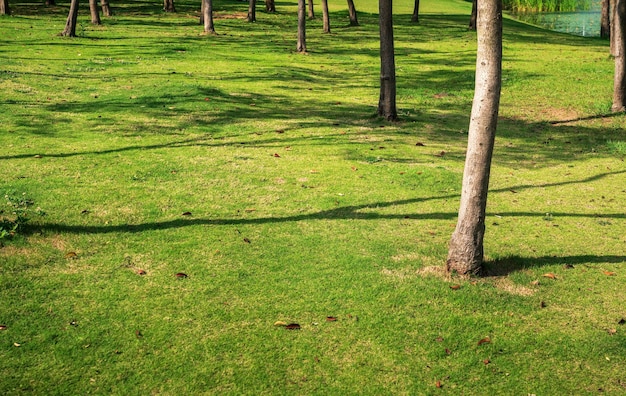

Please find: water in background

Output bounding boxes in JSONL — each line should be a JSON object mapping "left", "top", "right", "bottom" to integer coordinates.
{"left": 513, "top": 10, "right": 601, "bottom": 37}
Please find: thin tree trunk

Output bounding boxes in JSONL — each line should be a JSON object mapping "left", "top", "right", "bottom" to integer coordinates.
{"left": 61, "top": 0, "right": 80, "bottom": 37}
{"left": 247, "top": 0, "right": 256, "bottom": 22}
{"left": 446, "top": 0, "right": 503, "bottom": 276}
{"left": 347, "top": 0, "right": 359, "bottom": 26}
{"left": 297, "top": 0, "right": 307, "bottom": 52}
{"left": 163, "top": 0, "right": 175, "bottom": 12}
{"left": 308, "top": 0, "right": 315, "bottom": 19}
{"left": 613, "top": 0, "right": 626, "bottom": 111}
{"left": 89, "top": 0, "right": 101, "bottom": 24}
{"left": 322, "top": 0, "right": 330, "bottom": 33}
{"left": 469, "top": 0, "right": 477, "bottom": 30}
{"left": 378, "top": 0, "right": 397, "bottom": 121}
{"left": 0, "top": 0, "right": 10, "bottom": 15}
{"left": 101, "top": 0, "right": 111, "bottom": 16}
{"left": 601, "top": 0, "right": 611, "bottom": 38}
{"left": 46, "top": 0, "right": 56, "bottom": 6}
{"left": 202, "top": 0, "right": 215, "bottom": 33}
{"left": 265, "top": 0, "right": 275, "bottom": 12}
{"left": 411, "top": 0, "right": 419, "bottom": 23}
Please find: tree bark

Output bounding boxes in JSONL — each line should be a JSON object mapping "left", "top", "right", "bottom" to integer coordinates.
{"left": 61, "top": 0, "right": 80, "bottom": 37}
{"left": 613, "top": 0, "right": 626, "bottom": 111}
{"left": 46, "top": 0, "right": 56, "bottom": 6}
{"left": 446, "top": 0, "right": 502, "bottom": 276}
{"left": 469, "top": 0, "right": 477, "bottom": 30}
{"left": 247, "top": 0, "right": 256, "bottom": 22}
{"left": 378, "top": 0, "right": 397, "bottom": 121}
{"left": 411, "top": 0, "right": 419, "bottom": 23}
{"left": 265, "top": 0, "right": 275, "bottom": 12}
{"left": 202, "top": 0, "right": 215, "bottom": 33}
{"left": 347, "top": 0, "right": 359, "bottom": 26}
{"left": 0, "top": 0, "right": 10, "bottom": 15}
{"left": 163, "top": 0, "right": 175, "bottom": 12}
{"left": 322, "top": 0, "right": 330, "bottom": 33}
{"left": 297, "top": 0, "right": 307, "bottom": 52}
{"left": 89, "top": 0, "right": 101, "bottom": 24}
{"left": 308, "top": 0, "right": 315, "bottom": 19}
{"left": 611, "top": 0, "right": 618, "bottom": 55}
{"left": 601, "top": 0, "right": 611, "bottom": 38}
{"left": 101, "top": 0, "right": 112, "bottom": 16}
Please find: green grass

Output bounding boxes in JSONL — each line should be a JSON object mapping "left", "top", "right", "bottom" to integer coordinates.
{"left": 1, "top": 0, "right": 625, "bottom": 394}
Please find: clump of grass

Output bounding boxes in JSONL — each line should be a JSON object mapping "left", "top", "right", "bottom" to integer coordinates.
{"left": 607, "top": 140, "right": 626, "bottom": 155}
{"left": 0, "top": 192, "right": 45, "bottom": 241}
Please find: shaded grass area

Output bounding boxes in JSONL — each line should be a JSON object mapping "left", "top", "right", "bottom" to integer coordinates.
{"left": 1, "top": 0, "right": 626, "bottom": 394}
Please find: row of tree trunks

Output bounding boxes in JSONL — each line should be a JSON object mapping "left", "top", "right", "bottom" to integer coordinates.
{"left": 613, "top": 0, "right": 626, "bottom": 111}
{"left": 378, "top": 0, "right": 397, "bottom": 121}
{"left": 0, "top": 0, "right": 10, "bottom": 15}
{"left": 446, "top": 0, "right": 503, "bottom": 276}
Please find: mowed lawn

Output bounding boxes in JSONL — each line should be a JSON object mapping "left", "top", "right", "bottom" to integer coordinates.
{"left": 1, "top": 0, "right": 625, "bottom": 393}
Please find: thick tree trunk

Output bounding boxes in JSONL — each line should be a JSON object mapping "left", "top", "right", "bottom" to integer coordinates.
{"left": 611, "top": 0, "right": 618, "bottom": 55}
{"left": 322, "top": 0, "right": 330, "bottom": 33}
{"left": 0, "top": 0, "right": 10, "bottom": 15}
{"left": 163, "top": 0, "right": 175, "bottom": 12}
{"left": 101, "top": 0, "right": 111, "bottom": 16}
{"left": 202, "top": 0, "right": 215, "bottom": 33}
{"left": 308, "top": 0, "right": 315, "bottom": 19}
{"left": 347, "top": 0, "right": 359, "bottom": 26}
{"left": 469, "top": 0, "right": 477, "bottom": 30}
{"left": 247, "top": 0, "right": 256, "bottom": 22}
{"left": 411, "top": 0, "right": 419, "bottom": 23}
{"left": 89, "top": 0, "right": 101, "bottom": 24}
{"left": 601, "top": 0, "right": 611, "bottom": 38}
{"left": 61, "top": 0, "right": 80, "bottom": 37}
{"left": 265, "top": 0, "right": 275, "bottom": 12}
{"left": 297, "top": 0, "right": 307, "bottom": 52}
{"left": 446, "top": 0, "right": 502, "bottom": 276}
{"left": 378, "top": 0, "right": 397, "bottom": 121}
{"left": 613, "top": 0, "right": 626, "bottom": 111}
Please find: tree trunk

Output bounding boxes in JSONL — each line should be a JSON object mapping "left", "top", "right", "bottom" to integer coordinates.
{"left": 163, "top": 0, "right": 175, "bottom": 12}
{"left": 378, "top": 0, "right": 397, "bottom": 121}
{"left": 265, "top": 0, "right": 275, "bottom": 12}
{"left": 446, "top": 0, "right": 502, "bottom": 276}
{"left": 89, "top": 0, "right": 101, "bottom": 24}
{"left": 469, "top": 0, "right": 477, "bottom": 30}
{"left": 101, "top": 0, "right": 111, "bottom": 16}
{"left": 0, "top": 0, "right": 10, "bottom": 15}
{"left": 411, "top": 0, "right": 419, "bottom": 23}
{"left": 613, "top": 0, "right": 626, "bottom": 111}
{"left": 322, "top": 0, "right": 330, "bottom": 33}
{"left": 297, "top": 0, "right": 307, "bottom": 52}
{"left": 202, "top": 0, "right": 215, "bottom": 34}
{"left": 247, "top": 0, "right": 256, "bottom": 22}
{"left": 61, "top": 0, "right": 80, "bottom": 37}
{"left": 601, "top": 0, "right": 611, "bottom": 38}
{"left": 46, "top": 0, "right": 56, "bottom": 6}
{"left": 347, "top": 0, "right": 359, "bottom": 26}
{"left": 308, "top": 0, "right": 315, "bottom": 19}
{"left": 611, "top": 0, "right": 618, "bottom": 55}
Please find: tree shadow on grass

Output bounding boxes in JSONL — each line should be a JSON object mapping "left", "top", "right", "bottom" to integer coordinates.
{"left": 483, "top": 255, "right": 626, "bottom": 277}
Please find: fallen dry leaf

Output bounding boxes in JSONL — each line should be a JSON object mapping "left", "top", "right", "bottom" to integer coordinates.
{"left": 435, "top": 336, "right": 444, "bottom": 342}
{"left": 135, "top": 330, "right": 143, "bottom": 338}
{"left": 244, "top": 208, "right": 256, "bottom": 213}
{"left": 14, "top": 342, "right": 21, "bottom": 347}
{"left": 477, "top": 337, "right": 491, "bottom": 346}
{"left": 351, "top": 166, "right": 358, "bottom": 171}
{"left": 563, "top": 264, "right": 574, "bottom": 269}
{"left": 135, "top": 269, "right": 147, "bottom": 275}
{"left": 435, "top": 380, "right": 442, "bottom": 388}
{"left": 445, "top": 348, "right": 451, "bottom": 355}
{"left": 285, "top": 323, "right": 301, "bottom": 330}
{"left": 542, "top": 273, "right": 557, "bottom": 280}
{"left": 34, "top": 155, "right": 42, "bottom": 159}
{"left": 603, "top": 270, "right": 617, "bottom": 276}
{"left": 0, "top": 325, "right": 7, "bottom": 330}
{"left": 483, "top": 359, "right": 491, "bottom": 365}
{"left": 310, "top": 169, "right": 319, "bottom": 174}
{"left": 273, "top": 153, "right": 281, "bottom": 158}
{"left": 274, "top": 321, "right": 287, "bottom": 327}
{"left": 65, "top": 251, "right": 78, "bottom": 259}
{"left": 182, "top": 211, "right": 192, "bottom": 216}
{"left": 608, "top": 328, "right": 617, "bottom": 335}
{"left": 415, "top": 142, "right": 425, "bottom": 146}
{"left": 81, "top": 209, "right": 90, "bottom": 215}
{"left": 326, "top": 316, "right": 337, "bottom": 322}
{"left": 243, "top": 237, "right": 251, "bottom": 244}
{"left": 435, "top": 151, "right": 446, "bottom": 157}
{"left": 530, "top": 280, "right": 540, "bottom": 286}
{"left": 175, "top": 272, "right": 188, "bottom": 278}
{"left": 276, "top": 129, "right": 284, "bottom": 134}
{"left": 450, "top": 284, "right": 461, "bottom": 290}
{"left": 540, "top": 301, "right": 547, "bottom": 308}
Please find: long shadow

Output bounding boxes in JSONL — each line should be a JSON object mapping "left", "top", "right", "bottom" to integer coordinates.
{"left": 484, "top": 255, "right": 626, "bottom": 276}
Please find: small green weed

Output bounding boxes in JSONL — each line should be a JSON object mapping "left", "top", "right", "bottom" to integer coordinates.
{"left": 0, "top": 192, "right": 45, "bottom": 240}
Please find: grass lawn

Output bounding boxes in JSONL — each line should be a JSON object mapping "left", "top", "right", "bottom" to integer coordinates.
{"left": 1, "top": 0, "right": 625, "bottom": 393}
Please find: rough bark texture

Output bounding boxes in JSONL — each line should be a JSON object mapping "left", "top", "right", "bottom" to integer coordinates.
{"left": 613, "top": 0, "right": 626, "bottom": 111}
{"left": 347, "top": 0, "right": 358, "bottom": 26}
{"left": 469, "top": 0, "right": 477, "bottom": 30}
{"left": 308, "top": 0, "right": 314, "bottom": 19}
{"left": 411, "top": 0, "right": 419, "bottom": 23}
{"left": 163, "top": 0, "right": 175, "bottom": 12}
{"left": 265, "top": 0, "right": 275, "bottom": 13}
{"left": 61, "top": 0, "right": 80, "bottom": 37}
{"left": 602, "top": 0, "right": 611, "bottom": 38}
{"left": 297, "top": 0, "right": 307, "bottom": 52}
{"left": 446, "top": 0, "right": 502, "bottom": 276}
{"left": 247, "top": 0, "right": 256, "bottom": 22}
{"left": 322, "top": 0, "right": 330, "bottom": 33}
{"left": 202, "top": 0, "right": 215, "bottom": 34}
{"left": 89, "top": 0, "right": 101, "bottom": 24}
{"left": 0, "top": 0, "right": 10, "bottom": 15}
{"left": 101, "top": 0, "right": 111, "bottom": 16}
{"left": 378, "top": 0, "right": 397, "bottom": 121}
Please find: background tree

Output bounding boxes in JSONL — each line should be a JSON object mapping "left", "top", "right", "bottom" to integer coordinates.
{"left": 265, "top": 0, "right": 275, "bottom": 12}
{"left": 61, "top": 0, "right": 80, "bottom": 37}
{"left": 378, "top": 0, "right": 397, "bottom": 120}
{"left": 308, "top": 0, "right": 314, "bottom": 19}
{"left": 469, "top": 0, "right": 477, "bottom": 30}
{"left": 297, "top": 0, "right": 307, "bottom": 52}
{"left": 0, "top": 0, "right": 10, "bottom": 15}
{"left": 347, "top": 0, "right": 359, "bottom": 25}
{"left": 89, "top": 0, "right": 101, "bottom": 24}
{"left": 322, "top": 0, "right": 330, "bottom": 32}
{"left": 163, "top": 0, "right": 175, "bottom": 12}
{"left": 101, "top": 0, "right": 111, "bottom": 16}
{"left": 613, "top": 0, "right": 626, "bottom": 111}
{"left": 446, "top": 0, "right": 502, "bottom": 275}
{"left": 248, "top": 0, "right": 256, "bottom": 22}
{"left": 202, "top": 0, "right": 215, "bottom": 34}
{"left": 411, "top": 0, "right": 419, "bottom": 23}
{"left": 601, "top": 0, "right": 610, "bottom": 38}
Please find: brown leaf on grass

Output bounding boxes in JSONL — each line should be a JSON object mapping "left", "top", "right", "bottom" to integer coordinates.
{"left": 603, "top": 270, "right": 617, "bottom": 276}
{"left": 276, "top": 129, "right": 284, "bottom": 134}
{"left": 182, "top": 211, "right": 192, "bottom": 216}
{"left": 540, "top": 301, "right": 547, "bottom": 308}
{"left": 285, "top": 323, "right": 301, "bottom": 330}
{"left": 0, "top": 325, "right": 7, "bottom": 330}
{"left": 13, "top": 342, "right": 21, "bottom": 347}
{"left": 450, "top": 284, "right": 461, "bottom": 290}
{"left": 273, "top": 153, "right": 281, "bottom": 158}
{"left": 326, "top": 316, "right": 337, "bottom": 322}
{"left": 274, "top": 321, "right": 287, "bottom": 327}
{"left": 65, "top": 251, "right": 78, "bottom": 259}
{"left": 175, "top": 272, "right": 188, "bottom": 278}
{"left": 477, "top": 337, "right": 491, "bottom": 346}
{"left": 563, "top": 264, "right": 574, "bottom": 269}
{"left": 530, "top": 280, "right": 540, "bottom": 286}
{"left": 542, "top": 273, "right": 557, "bottom": 280}
{"left": 80, "top": 209, "right": 90, "bottom": 215}
{"left": 243, "top": 237, "right": 251, "bottom": 244}
{"left": 483, "top": 359, "right": 491, "bottom": 365}
{"left": 607, "top": 328, "right": 617, "bottom": 335}
{"left": 351, "top": 166, "right": 358, "bottom": 171}
{"left": 415, "top": 142, "right": 425, "bottom": 146}
{"left": 244, "top": 208, "right": 256, "bottom": 213}
{"left": 434, "top": 92, "right": 449, "bottom": 99}
{"left": 435, "top": 336, "right": 444, "bottom": 342}
{"left": 135, "top": 330, "right": 143, "bottom": 338}
{"left": 445, "top": 348, "right": 451, "bottom": 355}
{"left": 135, "top": 269, "right": 147, "bottom": 275}
{"left": 310, "top": 169, "right": 319, "bottom": 174}
{"left": 435, "top": 380, "right": 442, "bottom": 388}
{"left": 435, "top": 151, "right": 446, "bottom": 157}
